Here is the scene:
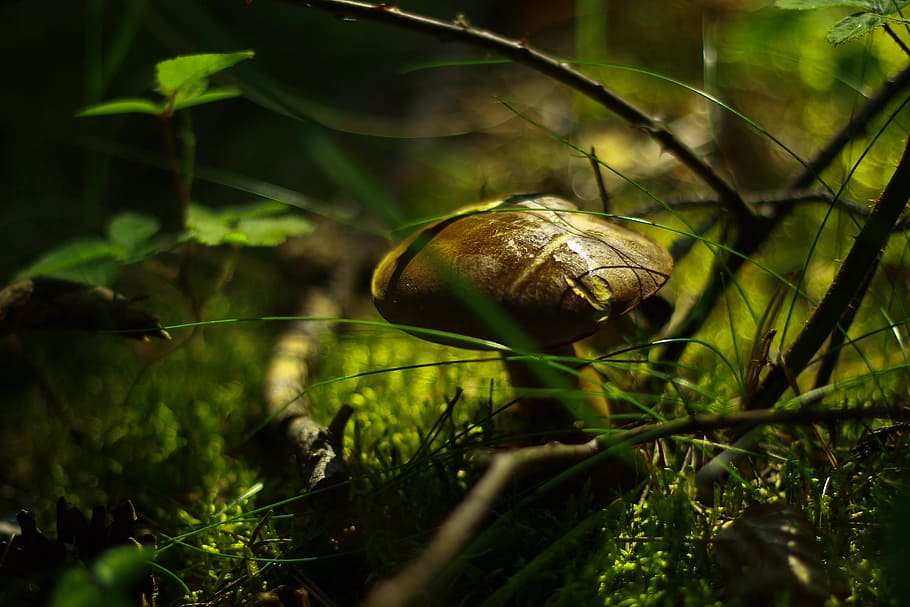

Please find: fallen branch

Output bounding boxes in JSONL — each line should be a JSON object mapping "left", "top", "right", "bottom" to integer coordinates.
{"left": 364, "top": 403, "right": 910, "bottom": 607}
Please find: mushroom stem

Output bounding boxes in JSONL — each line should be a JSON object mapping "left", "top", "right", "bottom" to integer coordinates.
{"left": 501, "top": 344, "right": 608, "bottom": 443}
{"left": 371, "top": 194, "right": 673, "bottom": 444}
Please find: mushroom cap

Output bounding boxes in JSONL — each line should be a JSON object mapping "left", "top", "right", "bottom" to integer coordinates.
{"left": 371, "top": 194, "right": 673, "bottom": 349}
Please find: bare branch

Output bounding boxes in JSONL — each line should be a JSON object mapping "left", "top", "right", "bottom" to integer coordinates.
{"left": 747, "top": 136, "right": 910, "bottom": 411}
{"left": 657, "top": 62, "right": 910, "bottom": 369}
{"left": 289, "top": 0, "right": 754, "bottom": 224}
{"left": 639, "top": 189, "right": 906, "bottom": 228}
{"left": 695, "top": 135, "right": 910, "bottom": 498}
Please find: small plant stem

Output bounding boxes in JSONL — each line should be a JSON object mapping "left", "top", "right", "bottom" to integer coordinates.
{"left": 160, "top": 112, "right": 201, "bottom": 318}
{"left": 291, "top": 0, "right": 754, "bottom": 225}
{"left": 365, "top": 402, "right": 910, "bottom": 607}
{"left": 589, "top": 147, "right": 610, "bottom": 214}
{"left": 160, "top": 114, "right": 191, "bottom": 228}
{"left": 697, "top": 136, "right": 910, "bottom": 491}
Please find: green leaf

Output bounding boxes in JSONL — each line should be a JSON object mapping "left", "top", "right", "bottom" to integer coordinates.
{"left": 185, "top": 201, "right": 312, "bottom": 247}
{"left": 185, "top": 204, "right": 233, "bottom": 246}
{"left": 15, "top": 238, "right": 126, "bottom": 281}
{"left": 234, "top": 215, "right": 314, "bottom": 247}
{"left": 76, "top": 51, "right": 253, "bottom": 118}
{"left": 49, "top": 567, "right": 105, "bottom": 607}
{"left": 155, "top": 50, "right": 254, "bottom": 96}
{"left": 107, "top": 212, "right": 160, "bottom": 249}
{"left": 216, "top": 200, "right": 289, "bottom": 221}
{"left": 49, "top": 546, "right": 149, "bottom": 607}
{"left": 827, "top": 11, "right": 889, "bottom": 43}
{"left": 107, "top": 211, "right": 162, "bottom": 263}
{"left": 171, "top": 86, "right": 243, "bottom": 112}
{"left": 76, "top": 97, "right": 164, "bottom": 117}
{"left": 92, "top": 546, "right": 152, "bottom": 590}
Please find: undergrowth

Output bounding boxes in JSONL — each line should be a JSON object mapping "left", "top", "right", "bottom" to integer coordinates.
{"left": 4, "top": 2, "right": 910, "bottom": 606}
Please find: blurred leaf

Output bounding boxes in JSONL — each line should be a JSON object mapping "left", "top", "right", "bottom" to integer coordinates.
{"left": 234, "top": 215, "right": 313, "bottom": 247}
{"left": 76, "top": 51, "right": 253, "bottom": 118}
{"left": 92, "top": 545, "right": 153, "bottom": 590}
{"left": 171, "top": 86, "right": 243, "bottom": 112}
{"left": 15, "top": 238, "right": 125, "bottom": 281}
{"left": 49, "top": 546, "right": 151, "bottom": 607}
{"left": 16, "top": 211, "right": 165, "bottom": 283}
{"left": 76, "top": 97, "right": 164, "bottom": 117}
{"left": 155, "top": 50, "right": 254, "bottom": 96}
{"left": 107, "top": 211, "right": 160, "bottom": 250}
{"left": 185, "top": 204, "right": 232, "bottom": 246}
{"left": 185, "top": 201, "right": 311, "bottom": 247}
{"left": 49, "top": 567, "right": 108, "bottom": 607}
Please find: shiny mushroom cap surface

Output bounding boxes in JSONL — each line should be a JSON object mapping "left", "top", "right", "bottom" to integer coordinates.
{"left": 371, "top": 194, "right": 673, "bottom": 349}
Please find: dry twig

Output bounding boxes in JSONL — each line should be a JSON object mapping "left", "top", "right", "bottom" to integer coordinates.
{"left": 364, "top": 403, "right": 910, "bottom": 607}
{"left": 291, "top": 0, "right": 753, "bottom": 224}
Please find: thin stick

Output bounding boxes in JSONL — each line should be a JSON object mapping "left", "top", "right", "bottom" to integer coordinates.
{"left": 657, "top": 62, "right": 910, "bottom": 369}
{"left": 694, "top": 135, "right": 910, "bottom": 497}
{"left": 290, "top": 0, "right": 754, "bottom": 224}
{"left": 746, "top": 136, "right": 910, "bottom": 411}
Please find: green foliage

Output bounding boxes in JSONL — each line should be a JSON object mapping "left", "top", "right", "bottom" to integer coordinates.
{"left": 5, "top": 1, "right": 910, "bottom": 606}
{"left": 49, "top": 546, "right": 152, "bottom": 607}
{"left": 185, "top": 201, "right": 312, "bottom": 247}
{"left": 77, "top": 50, "right": 254, "bottom": 117}
{"left": 776, "top": 0, "right": 910, "bottom": 44}
{"left": 15, "top": 211, "right": 160, "bottom": 284}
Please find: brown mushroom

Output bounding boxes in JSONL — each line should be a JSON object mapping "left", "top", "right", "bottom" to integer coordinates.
{"left": 371, "top": 194, "right": 673, "bottom": 438}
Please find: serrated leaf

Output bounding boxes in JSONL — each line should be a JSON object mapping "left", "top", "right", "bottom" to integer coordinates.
{"left": 185, "top": 204, "right": 232, "bottom": 246}
{"left": 827, "top": 12, "right": 889, "bottom": 43}
{"left": 76, "top": 98, "right": 164, "bottom": 117}
{"left": 155, "top": 50, "right": 254, "bottom": 96}
{"left": 874, "top": 0, "right": 910, "bottom": 11}
{"left": 234, "top": 215, "right": 313, "bottom": 247}
{"left": 185, "top": 202, "right": 311, "bottom": 247}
